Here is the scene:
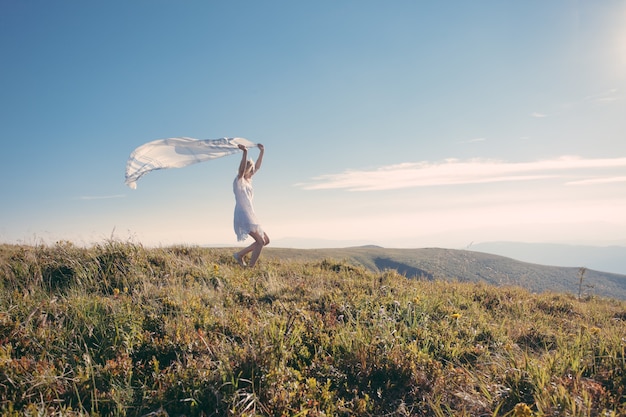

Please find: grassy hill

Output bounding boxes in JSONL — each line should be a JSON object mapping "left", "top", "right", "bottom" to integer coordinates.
{"left": 470, "top": 242, "right": 626, "bottom": 276}
{"left": 1, "top": 241, "right": 625, "bottom": 416}
{"left": 263, "top": 246, "right": 626, "bottom": 300}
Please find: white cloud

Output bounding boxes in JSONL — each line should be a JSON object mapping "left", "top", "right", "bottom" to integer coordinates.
{"left": 459, "top": 137, "right": 486, "bottom": 144}
{"left": 566, "top": 176, "right": 626, "bottom": 186}
{"left": 75, "top": 194, "right": 126, "bottom": 200}
{"left": 584, "top": 89, "right": 620, "bottom": 104}
{"left": 531, "top": 112, "right": 547, "bottom": 118}
{"left": 298, "top": 156, "right": 626, "bottom": 191}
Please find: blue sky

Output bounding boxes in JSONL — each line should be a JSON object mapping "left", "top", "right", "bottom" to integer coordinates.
{"left": 2, "top": 1, "right": 626, "bottom": 248}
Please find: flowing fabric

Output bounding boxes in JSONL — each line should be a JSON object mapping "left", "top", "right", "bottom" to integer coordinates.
{"left": 125, "top": 137, "right": 257, "bottom": 189}
{"left": 233, "top": 176, "right": 264, "bottom": 241}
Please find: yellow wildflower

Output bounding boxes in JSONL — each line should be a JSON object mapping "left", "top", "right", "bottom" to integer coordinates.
{"left": 513, "top": 402, "right": 533, "bottom": 417}
{"left": 451, "top": 313, "right": 462, "bottom": 320}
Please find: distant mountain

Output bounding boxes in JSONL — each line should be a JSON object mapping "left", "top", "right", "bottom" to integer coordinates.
{"left": 265, "top": 246, "right": 626, "bottom": 300}
{"left": 271, "top": 237, "right": 374, "bottom": 249}
{"left": 469, "top": 242, "right": 626, "bottom": 275}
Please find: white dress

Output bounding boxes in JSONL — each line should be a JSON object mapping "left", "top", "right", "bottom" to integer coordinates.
{"left": 233, "top": 176, "right": 264, "bottom": 241}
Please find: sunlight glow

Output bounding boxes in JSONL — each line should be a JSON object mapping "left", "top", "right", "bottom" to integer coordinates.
{"left": 269, "top": 195, "right": 626, "bottom": 248}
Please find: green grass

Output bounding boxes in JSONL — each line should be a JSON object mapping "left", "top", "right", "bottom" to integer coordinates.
{"left": 1, "top": 241, "right": 625, "bottom": 416}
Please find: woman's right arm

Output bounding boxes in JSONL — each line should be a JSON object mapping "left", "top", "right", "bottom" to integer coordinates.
{"left": 237, "top": 144, "right": 248, "bottom": 179}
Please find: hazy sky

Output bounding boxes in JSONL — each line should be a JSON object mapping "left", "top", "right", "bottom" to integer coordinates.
{"left": 2, "top": 1, "right": 626, "bottom": 248}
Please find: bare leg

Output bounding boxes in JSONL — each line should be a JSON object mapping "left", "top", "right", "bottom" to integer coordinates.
{"left": 248, "top": 231, "right": 270, "bottom": 267}
{"left": 236, "top": 241, "right": 257, "bottom": 260}
{"left": 233, "top": 252, "right": 247, "bottom": 267}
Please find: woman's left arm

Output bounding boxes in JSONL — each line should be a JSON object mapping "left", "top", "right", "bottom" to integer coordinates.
{"left": 254, "top": 144, "right": 265, "bottom": 173}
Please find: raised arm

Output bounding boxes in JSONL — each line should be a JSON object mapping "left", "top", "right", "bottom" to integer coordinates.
{"left": 254, "top": 144, "right": 264, "bottom": 173}
{"left": 237, "top": 144, "right": 248, "bottom": 179}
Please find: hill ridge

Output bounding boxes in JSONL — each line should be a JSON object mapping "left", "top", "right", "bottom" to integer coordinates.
{"left": 264, "top": 246, "right": 626, "bottom": 300}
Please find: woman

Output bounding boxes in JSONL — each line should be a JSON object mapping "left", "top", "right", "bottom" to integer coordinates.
{"left": 233, "top": 143, "right": 270, "bottom": 267}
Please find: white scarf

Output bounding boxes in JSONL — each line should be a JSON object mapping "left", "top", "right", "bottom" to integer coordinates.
{"left": 125, "top": 137, "right": 256, "bottom": 189}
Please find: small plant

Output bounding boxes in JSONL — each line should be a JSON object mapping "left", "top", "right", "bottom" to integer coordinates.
{"left": 578, "top": 266, "right": 587, "bottom": 299}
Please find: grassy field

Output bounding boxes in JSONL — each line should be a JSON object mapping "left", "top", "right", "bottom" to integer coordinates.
{"left": 1, "top": 241, "right": 625, "bottom": 416}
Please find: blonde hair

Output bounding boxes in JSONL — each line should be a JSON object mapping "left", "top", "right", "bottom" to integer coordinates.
{"left": 246, "top": 159, "right": 255, "bottom": 174}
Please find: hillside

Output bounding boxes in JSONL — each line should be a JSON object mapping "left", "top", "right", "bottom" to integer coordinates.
{"left": 470, "top": 242, "right": 626, "bottom": 275}
{"left": 0, "top": 241, "right": 625, "bottom": 416}
{"left": 263, "top": 246, "right": 626, "bottom": 300}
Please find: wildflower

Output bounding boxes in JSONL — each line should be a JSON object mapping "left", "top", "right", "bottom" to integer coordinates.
{"left": 451, "top": 313, "right": 462, "bottom": 320}
{"left": 123, "top": 286, "right": 129, "bottom": 293}
{"left": 113, "top": 288, "right": 120, "bottom": 298}
{"left": 513, "top": 402, "right": 533, "bottom": 417}
{"left": 213, "top": 264, "right": 219, "bottom": 273}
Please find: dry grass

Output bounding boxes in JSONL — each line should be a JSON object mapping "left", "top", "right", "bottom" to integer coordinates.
{"left": 0, "top": 241, "right": 625, "bottom": 416}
